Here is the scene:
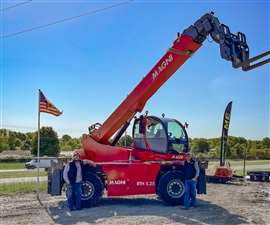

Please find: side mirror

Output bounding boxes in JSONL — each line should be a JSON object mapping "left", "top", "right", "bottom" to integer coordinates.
{"left": 139, "top": 115, "right": 146, "bottom": 134}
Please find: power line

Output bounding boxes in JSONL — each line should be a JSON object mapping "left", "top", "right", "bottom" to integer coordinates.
{"left": 1, "top": 0, "right": 132, "bottom": 38}
{"left": 1, "top": 0, "right": 32, "bottom": 12}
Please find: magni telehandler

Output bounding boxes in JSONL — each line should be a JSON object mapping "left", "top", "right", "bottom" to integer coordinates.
{"left": 48, "top": 12, "right": 270, "bottom": 207}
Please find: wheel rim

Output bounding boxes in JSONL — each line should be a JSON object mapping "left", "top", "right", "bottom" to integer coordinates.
{"left": 81, "top": 180, "right": 95, "bottom": 200}
{"left": 167, "top": 179, "right": 185, "bottom": 198}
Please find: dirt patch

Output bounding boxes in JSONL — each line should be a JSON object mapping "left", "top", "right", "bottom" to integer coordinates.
{"left": 0, "top": 193, "right": 54, "bottom": 225}
{"left": 0, "top": 182, "right": 269, "bottom": 225}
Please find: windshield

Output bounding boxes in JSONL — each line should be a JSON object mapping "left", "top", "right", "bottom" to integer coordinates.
{"left": 167, "top": 121, "right": 188, "bottom": 154}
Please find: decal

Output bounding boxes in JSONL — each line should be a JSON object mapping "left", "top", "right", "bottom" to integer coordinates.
{"left": 109, "top": 180, "right": 126, "bottom": 185}
{"left": 152, "top": 54, "right": 174, "bottom": 80}
{"left": 220, "top": 101, "right": 233, "bottom": 166}
{"left": 136, "top": 181, "right": 155, "bottom": 186}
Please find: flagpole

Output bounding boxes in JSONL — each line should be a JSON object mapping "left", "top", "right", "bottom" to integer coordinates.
{"left": 37, "top": 89, "right": 41, "bottom": 200}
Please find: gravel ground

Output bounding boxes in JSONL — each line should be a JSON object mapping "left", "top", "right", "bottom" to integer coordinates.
{"left": 0, "top": 182, "right": 269, "bottom": 225}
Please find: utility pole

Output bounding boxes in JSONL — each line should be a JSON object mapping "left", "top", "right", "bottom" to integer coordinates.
{"left": 243, "top": 143, "right": 248, "bottom": 180}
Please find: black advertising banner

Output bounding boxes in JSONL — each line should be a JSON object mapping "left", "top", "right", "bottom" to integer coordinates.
{"left": 220, "top": 101, "right": 233, "bottom": 166}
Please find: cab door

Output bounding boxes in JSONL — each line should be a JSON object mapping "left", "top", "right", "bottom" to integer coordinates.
{"left": 167, "top": 120, "right": 189, "bottom": 154}
{"left": 133, "top": 116, "right": 168, "bottom": 153}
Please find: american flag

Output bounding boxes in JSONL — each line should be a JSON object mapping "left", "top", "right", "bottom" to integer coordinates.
{"left": 39, "top": 90, "right": 62, "bottom": 116}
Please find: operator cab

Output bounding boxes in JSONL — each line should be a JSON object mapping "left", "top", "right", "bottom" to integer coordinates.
{"left": 132, "top": 116, "right": 189, "bottom": 154}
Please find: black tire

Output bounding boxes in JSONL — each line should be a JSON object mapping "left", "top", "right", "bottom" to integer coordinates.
{"left": 81, "top": 173, "right": 104, "bottom": 208}
{"left": 25, "top": 165, "right": 35, "bottom": 169}
{"left": 157, "top": 171, "right": 185, "bottom": 206}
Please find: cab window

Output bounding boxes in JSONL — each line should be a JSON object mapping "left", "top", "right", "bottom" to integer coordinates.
{"left": 133, "top": 121, "right": 146, "bottom": 149}
{"left": 145, "top": 118, "right": 167, "bottom": 153}
{"left": 133, "top": 117, "right": 167, "bottom": 153}
{"left": 167, "top": 121, "right": 188, "bottom": 154}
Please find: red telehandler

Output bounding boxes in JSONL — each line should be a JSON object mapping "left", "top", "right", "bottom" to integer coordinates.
{"left": 48, "top": 12, "right": 270, "bottom": 207}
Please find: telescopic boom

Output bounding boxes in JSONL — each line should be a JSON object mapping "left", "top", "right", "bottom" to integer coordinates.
{"left": 90, "top": 12, "right": 270, "bottom": 145}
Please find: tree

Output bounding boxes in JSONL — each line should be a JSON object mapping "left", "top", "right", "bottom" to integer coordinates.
{"left": 15, "top": 138, "right": 22, "bottom": 149}
{"left": 191, "top": 138, "right": 209, "bottom": 153}
{"left": 68, "top": 138, "right": 81, "bottom": 149}
{"left": 8, "top": 133, "right": 16, "bottom": 150}
{"left": 21, "top": 137, "right": 32, "bottom": 150}
{"left": 31, "top": 127, "right": 60, "bottom": 157}
{"left": 60, "top": 135, "right": 81, "bottom": 151}
{"left": 0, "top": 136, "right": 9, "bottom": 152}
{"left": 117, "top": 135, "right": 133, "bottom": 147}
{"left": 62, "top": 134, "right": 72, "bottom": 142}
{"left": 26, "top": 132, "right": 35, "bottom": 141}
{"left": 207, "top": 148, "right": 218, "bottom": 159}
{"left": 262, "top": 137, "right": 270, "bottom": 148}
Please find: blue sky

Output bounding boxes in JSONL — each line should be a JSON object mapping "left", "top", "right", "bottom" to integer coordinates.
{"left": 1, "top": 0, "right": 269, "bottom": 139}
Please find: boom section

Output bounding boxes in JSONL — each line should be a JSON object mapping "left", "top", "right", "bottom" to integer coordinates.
{"left": 91, "top": 35, "right": 201, "bottom": 144}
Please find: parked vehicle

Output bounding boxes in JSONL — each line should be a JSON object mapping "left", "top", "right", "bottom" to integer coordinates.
{"left": 248, "top": 171, "right": 270, "bottom": 182}
{"left": 25, "top": 158, "right": 58, "bottom": 169}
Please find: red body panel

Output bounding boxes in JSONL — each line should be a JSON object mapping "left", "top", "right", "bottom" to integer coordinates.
{"left": 214, "top": 166, "right": 234, "bottom": 178}
{"left": 102, "top": 161, "right": 161, "bottom": 196}
{"left": 82, "top": 135, "right": 130, "bottom": 162}
{"left": 81, "top": 135, "right": 187, "bottom": 196}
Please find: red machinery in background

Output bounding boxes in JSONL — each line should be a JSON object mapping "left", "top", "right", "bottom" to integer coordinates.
{"left": 208, "top": 102, "right": 235, "bottom": 183}
{"left": 48, "top": 12, "right": 270, "bottom": 207}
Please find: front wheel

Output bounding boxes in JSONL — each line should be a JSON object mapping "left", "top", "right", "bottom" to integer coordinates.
{"left": 157, "top": 171, "right": 185, "bottom": 206}
{"left": 81, "top": 173, "right": 104, "bottom": 208}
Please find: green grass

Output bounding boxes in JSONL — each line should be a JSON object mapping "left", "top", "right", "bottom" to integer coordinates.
{"left": 0, "top": 162, "right": 25, "bottom": 170}
{"left": 0, "top": 181, "right": 47, "bottom": 194}
{"left": 229, "top": 160, "right": 270, "bottom": 166}
{"left": 207, "top": 160, "right": 270, "bottom": 176}
{"left": 0, "top": 171, "right": 47, "bottom": 179}
{"left": 235, "top": 168, "right": 270, "bottom": 176}
{"left": 208, "top": 160, "right": 270, "bottom": 168}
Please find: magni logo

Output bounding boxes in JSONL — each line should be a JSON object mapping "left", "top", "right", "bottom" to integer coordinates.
{"left": 152, "top": 54, "right": 173, "bottom": 80}
{"left": 109, "top": 180, "right": 126, "bottom": 185}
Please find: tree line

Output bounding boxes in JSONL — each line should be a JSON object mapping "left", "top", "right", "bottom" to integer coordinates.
{"left": 0, "top": 127, "right": 81, "bottom": 157}
{"left": 190, "top": 136, "right": 270, "bottom": 160}
{"left": 0, "top": 128, "right": 269, "bottom": 160}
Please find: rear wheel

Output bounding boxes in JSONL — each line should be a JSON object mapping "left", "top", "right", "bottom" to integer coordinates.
{"left": 81, "top": 173, "right": 104, "bottom": 208}
{"left": 157, "top": 171, "right": 185, "bottom": 206}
